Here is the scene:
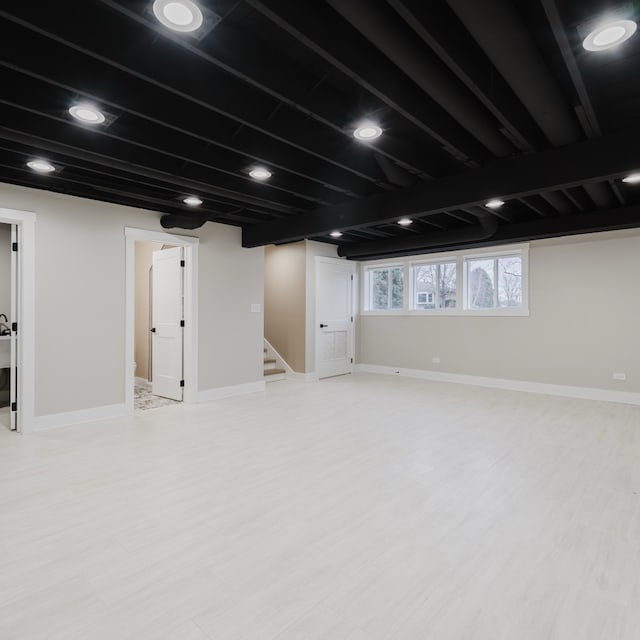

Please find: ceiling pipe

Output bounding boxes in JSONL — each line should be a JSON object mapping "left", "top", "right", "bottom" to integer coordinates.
{"left": 374, "top": 153, "right": 417, "bottom": 187}
{"left": 160, "top": 214, "right": 208, "bottom": 230}
{"left": 338, "top": 211, "right": 498, "bottom": 259}
{"left": 325, "top": 0, "right": 514, "bottom": 158}
{"left": 446, "top": 0, "right": 614, "bottom": 208}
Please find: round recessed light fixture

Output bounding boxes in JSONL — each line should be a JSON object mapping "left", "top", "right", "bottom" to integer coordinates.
{"left": 353, "top": 122, "right": 383, "bottom": 141}
{"left": 583, "top": 19, "right": 637, "bottom": 51}
{"left": 27, "top": 159, "right": 56, "bottom": 173}
{"left": 486, "top": 199, "right": 505, "bottom": 209}
{"left": 249, "top": 167, "right": 272, "bottom": 181}
{"left": 69, "top": 103, "right": 106, "bottom": 125}
{"left": 183, "top": 196, "right": 203, "bottom": 206}
{"left": 398, "top": 218, "right": 413, "bottom": 226}
{"left": 622, "top": 172, "right": 640, "bottom": 184}
{"left": 330, "top": 231, "right": 343, "bottom": 238}
{"left": 152, "top": 0, "right": 204, "bottom": 33}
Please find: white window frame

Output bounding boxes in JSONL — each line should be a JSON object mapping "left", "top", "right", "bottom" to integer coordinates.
{"left": 363, "top": 263, "right": 405, "bottom": 314}
{"left": 360, "top": 243, "right": 529, "bottom": 317}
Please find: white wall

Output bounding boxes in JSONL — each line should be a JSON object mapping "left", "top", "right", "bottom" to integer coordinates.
{"left": 0, "top": 182, "right": 264, "bottom": 418}
{"left": 0, "top": 224, "right": 10, "bottom": 322}
{"left": 358, "top": 230, "right": 640, "bottom": 394}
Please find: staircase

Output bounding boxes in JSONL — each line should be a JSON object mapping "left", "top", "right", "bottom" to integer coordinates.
{"left": 264, "top": 347, "right": 286, "bottom": 382}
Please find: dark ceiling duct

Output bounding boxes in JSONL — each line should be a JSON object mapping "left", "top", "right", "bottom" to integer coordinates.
{"left": 374, "top": 153, "right": 417, "bottom": 187}
{"left": 338, "top": 211, "right": 498, "bottom": 259}
{"left": 446, "top": 0, "right": 614, "bottom": 208}
{"left": 325, "top": 0, "right": 513, "bottom": 158}
{"left": 160, "top": 214, "right": 208, "bottom": 230}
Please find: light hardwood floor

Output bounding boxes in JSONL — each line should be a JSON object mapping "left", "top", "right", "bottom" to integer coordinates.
{"left": 1, "top": 374, "right": 639, "bottom": 639}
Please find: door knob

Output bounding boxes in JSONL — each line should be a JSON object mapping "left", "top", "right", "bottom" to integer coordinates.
{"left": 150, "top": 328, "right": 156, "bottom": 333}
{"left": 320, "top": 323, "right": 328, "bottom": 328}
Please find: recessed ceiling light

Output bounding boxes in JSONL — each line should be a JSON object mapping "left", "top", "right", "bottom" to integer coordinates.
{"left": 26, "top": 159, "right": 56, "bottom": 173}
{"left": 353, "top": 122, "right": 383, "bottom": 141}
{"left": 69, "top": 103, "right": 106, "bottom": 124}
{"left": 486, "top": 199, "right": 505, "bottom": 209}
{"left": 153, "top": 0, "right": 204, "bottom": 33}
{"left": 398, "top": 218, "right": 413, "bottom": 226}
{"left": 583, "top": 19, "right": 637, "bottom": 51}
{"left": 183, "top": 196, "right": 203, "bottom": 206}
{"left": 622, "top": 172, "right": 640, "bottom": 184}
{"left": 249, "top": 167, "right": 272, "bottom": 181}
{"left": 330, "top": 231, "right": 343, "bottom": 238}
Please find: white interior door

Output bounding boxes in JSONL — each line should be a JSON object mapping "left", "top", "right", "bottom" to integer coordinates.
{"left": 151, "top": 246, "right": 184, "bottom": 401}
{"left": 9, "top": 224, "right": 17, "bottom": 431}
{"left": 316, "top": 258, "right": 356, "bottom": 379}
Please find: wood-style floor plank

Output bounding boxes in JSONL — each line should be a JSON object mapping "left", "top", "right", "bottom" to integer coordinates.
{"left": 1, "top": 374, "right": 639, "bottom": 638}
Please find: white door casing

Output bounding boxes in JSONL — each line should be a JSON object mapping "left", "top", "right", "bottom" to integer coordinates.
{"left": 151, "top": 246, "right": 184, "bottom": 401}
{"left": 316, "top": 257, "right": 356, "bottom": 379}
{"left": 9, "top": 225, "right": 17, "bottom": 431}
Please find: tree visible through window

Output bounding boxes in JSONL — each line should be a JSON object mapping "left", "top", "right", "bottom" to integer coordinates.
{"left": 369, "top": 266, "right": 403, "bottom": 310}
{"left": 413, "top": 262, "right": 456, "bottom": 309}
{"left": 467, "top": 255, "right": 522, "bottom": 309}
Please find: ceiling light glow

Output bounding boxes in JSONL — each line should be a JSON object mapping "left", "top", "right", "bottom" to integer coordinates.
{"left": 622, "top": 173, "right": 640, "bottom": 184}
{"left": 486, "top": 199, "right": 505, "bottom": 209}
{"left": 330, "top": 231, "right": 343, "bottom": 238}
{"left": 249, "top": 167, "right": 272, "bottom": 181}
{"left": 398, "top": 218, "right": 413, "bottom": 226}
{"left": 183, "top": 196, "right": 203, "bottom": 206}
{"left": 353, "top": 122, "right": 383, "bottom": 141}
{"left": 69, "top": 104, "right": 106, "bottom": 124}
{"left": 583, "top": 19, "right": 637, "bottom": 51}
{"left": 153, "top": 0, "right": 204, "bottom": 32}
{"left": 27, "top": 159, "right": 56, "bottom": 173}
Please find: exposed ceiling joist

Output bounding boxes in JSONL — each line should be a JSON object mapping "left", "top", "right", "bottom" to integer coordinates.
{"left": 338, "top": 204, "right": 640, "bottom": 259}
{"left": 243, "top": 128, "right": 640, "bottom": 246}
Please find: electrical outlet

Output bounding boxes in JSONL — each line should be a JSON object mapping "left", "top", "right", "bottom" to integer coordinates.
{"left": 432, "top": 357, "right": 441, "bottom": 364}
{"left": 613, "top": 372, "right": 626, "bottom": 381}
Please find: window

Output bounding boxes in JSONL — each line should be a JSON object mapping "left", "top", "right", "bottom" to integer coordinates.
{"left": 465, "top": 254, "right": 522, "bottom": 309}
{"left": 365, "top": 265, "right": 403, "bottom": 310}
{"left": 411, "top": 261, "right": 457, "bottom": 310}
{"left": 360, "top": 244, "right": 528, "bottom": 316}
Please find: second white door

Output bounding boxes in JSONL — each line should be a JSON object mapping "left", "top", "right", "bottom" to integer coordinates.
{"left": 316, "top": 258, "right": 356, "bottom": 379}
{"left": 151, "top": 246, "right": 184, "bottom": 401}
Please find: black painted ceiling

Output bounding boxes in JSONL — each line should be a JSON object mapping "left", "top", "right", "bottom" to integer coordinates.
{"left": 1, "top": 0, "right": 640, "bottom": 259}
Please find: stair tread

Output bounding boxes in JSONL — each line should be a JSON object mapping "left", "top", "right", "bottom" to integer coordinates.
{"left": 264, "top": 368, "right": 286, "bottom": 376}
{"left": 264, "top": 358, "right": 276, "bottom": 364}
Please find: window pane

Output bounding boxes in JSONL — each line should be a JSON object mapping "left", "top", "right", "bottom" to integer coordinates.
{"left": 467, "top": 259, "right": 495, "bottom": 308}
{"left": 438, "top": 262, "right": 457, "bottom": 308}
{"left": 390, "top": 267, "right": 404, "bottom": 309}
{"left": 371, "top": 268, "right": 389, "bottom": 310}
{"left": 414, "top": 264, "right": 436, "bottom": 309}
{"left": 497, "top": 256, "right": 522, "bottom": 307}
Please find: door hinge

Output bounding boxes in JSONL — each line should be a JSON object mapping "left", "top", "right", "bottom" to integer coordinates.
{"left": 351, "top": 274, "right": 354, "bottom": 281}
{"left": 350, "top": 316, "right": 353, "bottom": 322}
{"left": 12, "top": 242, "right": 18, "bottom": 252}
{"left": 180, "top": 260, "right": 185, "bottom": 267}
{"left": 180, "top": 380, "right": 185, "bottom": 388}
{"left": 350, "top": 358, "right": 353, "bottom": 364}
{"left": 11, "top": 402, "right": 17, "bottom": 412}
{"left": 180, "top": 320, "right": 185, "bottom": 327}
{"left": 11, "top": 322, "right": 17, "bottom": 333}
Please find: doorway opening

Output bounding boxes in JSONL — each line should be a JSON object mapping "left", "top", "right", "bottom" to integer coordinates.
{"left": 125, "top": 228, "right": 199, "bottom": 415}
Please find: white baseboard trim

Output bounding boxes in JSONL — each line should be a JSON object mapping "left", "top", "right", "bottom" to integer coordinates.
{"left": 355, "top": 364, "right": 640, "bottom": 406}
{"left": 197, "top": 380, "right": 266, "bottom": 404}
{"left": 134, "top": 376, "right": 149, "bottom": 386}
{"left": 33, "top": 403, "right": 129, "bottom": 432}
{"left": 264, "top": 339, "right": 317, "bottom": 382}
